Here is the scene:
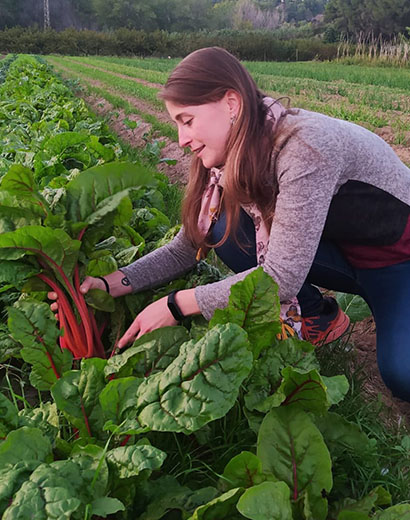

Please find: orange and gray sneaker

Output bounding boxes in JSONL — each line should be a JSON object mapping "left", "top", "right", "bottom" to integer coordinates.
{"left": 301, "top": 296, "right": 350, "bottom": 346}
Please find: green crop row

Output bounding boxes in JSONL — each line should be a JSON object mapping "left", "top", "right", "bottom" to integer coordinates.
{"left": 56, "top": 56, "right": 408, "bottom": 145}
{"left": 51, "top": 56, "right": 163, "bottom": 110}
{"left": 70, "top": 56, "right": 169, "bottom": 86}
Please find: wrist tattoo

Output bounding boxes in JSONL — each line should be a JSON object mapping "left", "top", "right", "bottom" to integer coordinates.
{"left": 121, "top": 276, "right": 130, "bottom": 287}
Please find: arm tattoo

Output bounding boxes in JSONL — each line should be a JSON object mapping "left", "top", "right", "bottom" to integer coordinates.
{"left": 121, "top": 276, "right": 131, "bottom": 287}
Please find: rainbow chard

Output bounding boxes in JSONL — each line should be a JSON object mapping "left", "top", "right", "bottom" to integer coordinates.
{"left": 0, "top": 161, "right": 157, "bottom": 359}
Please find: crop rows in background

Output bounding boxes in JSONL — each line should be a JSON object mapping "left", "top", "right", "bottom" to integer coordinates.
{"left": 47, "top": 55, "right": 410, "bottom": 163}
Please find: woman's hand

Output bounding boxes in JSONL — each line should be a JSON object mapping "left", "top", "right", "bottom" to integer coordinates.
{"left": 117, "top": 296, "right": 178, "bottom": 348}
{"left": 47, "top": 276, "right": 107, "bottom": 317}
{"left": 117, "top": 288, "right": 201, "bottom": 349}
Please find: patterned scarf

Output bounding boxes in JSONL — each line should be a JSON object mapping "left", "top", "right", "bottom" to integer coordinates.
{"left": 196, "top": 97, "right": 302, "bottom": 339}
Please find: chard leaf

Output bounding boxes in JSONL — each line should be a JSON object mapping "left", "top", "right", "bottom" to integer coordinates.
{"left": 188, "top": 488, "right": 244, "bottom": 520}
{"left": 18, "top": 403, "right": 59, "bottom": 444}
{"left": 8, "top": 300, "right": 72, "bottom": 391}
{"left": 99, "top": 377, "right": 146, "bottom": 435}
{"left": 136, "top": 324, "right": 252, "bottom": 433}
{"left": 321, "top": 375, "right": 349, "bottom": 405}
{"left": 221, "top": 452, "right": 266, "bottom": 491}
{"left": 65, "top": 161, "right": 156, "bottom": 224}
{"left": 85, "top": 288, "right": 115, "bottom": 312}
{"left": 0, "top": 204, "right": 42, "bottom": 231}
{"left": 373, "top": 504, "right": 410, "bottom": 518}
{"left": 86, "top": 254, "right": 118, "bottom": 277}
{"left": 0, "top": 260, "right": 39, "bottom": 290}
{"left": 0, "top": 394, "right": 18, "bottom": 438}
{"left": 335, "top": 293, "right": 372, "bottom": 323}
{"left": 278, "top": 367, "right": 329, "bottom": 414}
{"left": 257, "top": 407, "right": 332, "bottom": 520}
{"left": 210, "top": 267, "right": 281, "bottom": 358}
{"left": 0, "top": 460, "right": 40, "bottom": 516}
{"left": 0, "top": 164, "right": 38, "bottom": 196}
{"left": 236, "top": 481, "right": 293, "bottom": 520}
{"left": 0, "top": 225, "right": 80, "bottom": 278}
{"left": 51, "top": 358, "right": 107, "bottom": 440}
{"left": 0, "top": 165, "right": 47, "bottom": 212}
{"left": 106, "top": 445, "right": 166, "bottom": 478}
{"left": 2, "top": 456, "right": 102, "bottom": 520}
{"left": 105, "top": 326, "right": 189, "bottom": 379}
{"left": 91, "top": 497, "right": 125, "bottom": 516}
{"left": 244, "top": 337, "right": 317, "bottom": 413}
{"left": 0, "top": 427, "right": 52, "bottom": 468}
{"left": 315, "top": 412, "right": 376, "bottom": 460}
{"left": 137, "top": 476, "right": 217, "bottom": 520}
{"left": 134, "top": 207, "right": 170, "bottom": 241}
{"left": 3, "top": 481, "right": 81, "bottom": 519}
{"left": 337, "top": 486, "right": 391, "bottom": 519}
{"left": 71, "top": 444, "right": 109, "bottom": 499}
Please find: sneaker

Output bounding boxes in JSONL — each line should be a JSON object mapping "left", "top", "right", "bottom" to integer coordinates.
{"left": 301, "top": 296, "right": 350, "bottom": 346}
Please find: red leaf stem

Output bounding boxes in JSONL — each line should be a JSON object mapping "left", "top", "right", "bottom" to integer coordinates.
{"left": 73, "top": 264, "right": 95, "bottom": 356}
{"left": 88, "top": 308, "right": 106, "bottom": 358}
{"left": 120, "top": 435, "right": 131, "bottom": 446}
{"left": 282, "top": 379, "right": 323, "bottom": 407}
{"left": 28, "top": 318, "right": 61, "bottom": 381}
{"left": 33, "top": 248, "right": 94, "bottom": 356}
{"left": 38, "top": 273, "right": 88, "bottom": 358}
{"left": 81, "top": 401, "right": 92, "bottom": 437}
{"left": 46, "top": 351, "right": 60, "bottom": 380}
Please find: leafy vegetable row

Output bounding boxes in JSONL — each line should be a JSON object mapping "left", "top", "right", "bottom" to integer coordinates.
{"left": 1, "top": 269, "right": 409, "bottom": 519}
{"left": 0, "top": 55, "right": 408, "bottom": 519}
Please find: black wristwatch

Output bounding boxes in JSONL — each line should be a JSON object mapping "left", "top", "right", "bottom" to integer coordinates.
{"left": 167, "top": 290, "right": 185, "bottom": 322}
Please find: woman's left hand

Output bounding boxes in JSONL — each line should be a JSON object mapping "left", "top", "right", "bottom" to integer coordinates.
{"left": 117, "top": 296, "right": 178, "bottom": 349}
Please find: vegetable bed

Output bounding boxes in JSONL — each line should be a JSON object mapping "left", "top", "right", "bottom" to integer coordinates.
{"left": 0, "top": 55, "right": 409, "bottom": 519}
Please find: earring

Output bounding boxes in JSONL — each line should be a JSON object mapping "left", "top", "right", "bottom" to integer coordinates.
{"left": 230, "top": 114, "right": 237, "bottom": 126}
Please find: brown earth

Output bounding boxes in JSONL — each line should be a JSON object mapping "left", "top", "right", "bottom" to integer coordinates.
{"left": 54, "top": 62, "right": 410, "bottom": 428}
{"left": 375, "top": 126, "right": 410, "bottom": 165}
{"left": 348, "top": 318, "right": 410, "bottom": 427}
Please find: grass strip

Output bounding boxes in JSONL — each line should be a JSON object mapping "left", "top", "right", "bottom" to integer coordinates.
{"left": 245, "top": 60, "right": 410, "bottom": 91}
{"left": 254, "top": 72, "right": 410, "bottom": 114}
{"left": 68, "top": 56, "right": 168, "bottom": 85}
{"left": 49, "top": 56, "right": 164, "bottom": 109}
{"left": 90, "top": 55, "right": 179, "bottom": 73}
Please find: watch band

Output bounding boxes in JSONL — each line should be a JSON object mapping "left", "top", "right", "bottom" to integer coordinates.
{"left": 167, "top": 290, "right": 185, "bottom": 322}
{"left": 95, "top": 276, "right": 110, "bottom": 294}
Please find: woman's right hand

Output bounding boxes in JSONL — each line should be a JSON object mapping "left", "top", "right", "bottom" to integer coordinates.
{"left": 47, "top": 276, "right": 108, "bottom": 317}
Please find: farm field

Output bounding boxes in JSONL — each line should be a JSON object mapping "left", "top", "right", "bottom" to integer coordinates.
{"left": 46, "top": 54, "right": 410, "bottom": 175}
{"left": 1, "top": 54, "right": 410, "bottom": 519}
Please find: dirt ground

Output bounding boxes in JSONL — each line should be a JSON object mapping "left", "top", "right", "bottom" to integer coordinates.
{"left": 78, "top": 87, "right": 410, "bottom": 429}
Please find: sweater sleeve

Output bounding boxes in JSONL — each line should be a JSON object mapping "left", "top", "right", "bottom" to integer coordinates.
{"left": 120, "top": 227, "right": 198, "bottom": 292}
{"left": 195, "top": 128, "right": 343, "bottom": 320}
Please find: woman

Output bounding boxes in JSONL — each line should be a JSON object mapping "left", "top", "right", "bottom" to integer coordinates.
{"left": 51, "top": 47, "right": 410, "bottom": 402}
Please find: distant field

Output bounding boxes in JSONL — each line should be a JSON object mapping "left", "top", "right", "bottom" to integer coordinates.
{"left": 46, "top": 55, "right": 410, "bottom": 165}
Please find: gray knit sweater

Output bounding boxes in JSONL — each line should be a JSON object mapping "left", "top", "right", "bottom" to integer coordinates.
{"left": 121, "top": 108, "right": 410, "bottom": 320}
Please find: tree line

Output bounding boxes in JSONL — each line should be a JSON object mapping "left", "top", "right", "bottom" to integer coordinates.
{"left": 0, "top": 0, "right": 408, "bottom": 39}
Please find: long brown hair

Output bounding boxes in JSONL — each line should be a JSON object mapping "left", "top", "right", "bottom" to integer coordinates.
{"left": 160, "top": 47, "right": 283, "bottom": 250}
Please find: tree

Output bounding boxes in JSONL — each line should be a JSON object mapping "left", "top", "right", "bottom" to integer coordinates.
{"left": 91, "top": 0, "right": 157, "bottom": 30}
{"left": 325, "top": 0, "right": 410, "bottom": 36}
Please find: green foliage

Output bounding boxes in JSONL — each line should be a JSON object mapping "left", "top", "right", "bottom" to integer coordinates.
{"left": 0, "top": 27, "right": 340, "bottom": 61}
{"left": 325, "top": 0, "right": 410, "bottom": 37}
{"left": 210, "top": 267, "right": 281, "bottom": 358}
{"left": 1, "top": 53, "right": 409, "bottom": 519}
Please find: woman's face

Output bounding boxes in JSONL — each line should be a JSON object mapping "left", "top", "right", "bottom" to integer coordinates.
{"left": 165, "top": 92, "right": 239, "bottom": 169}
